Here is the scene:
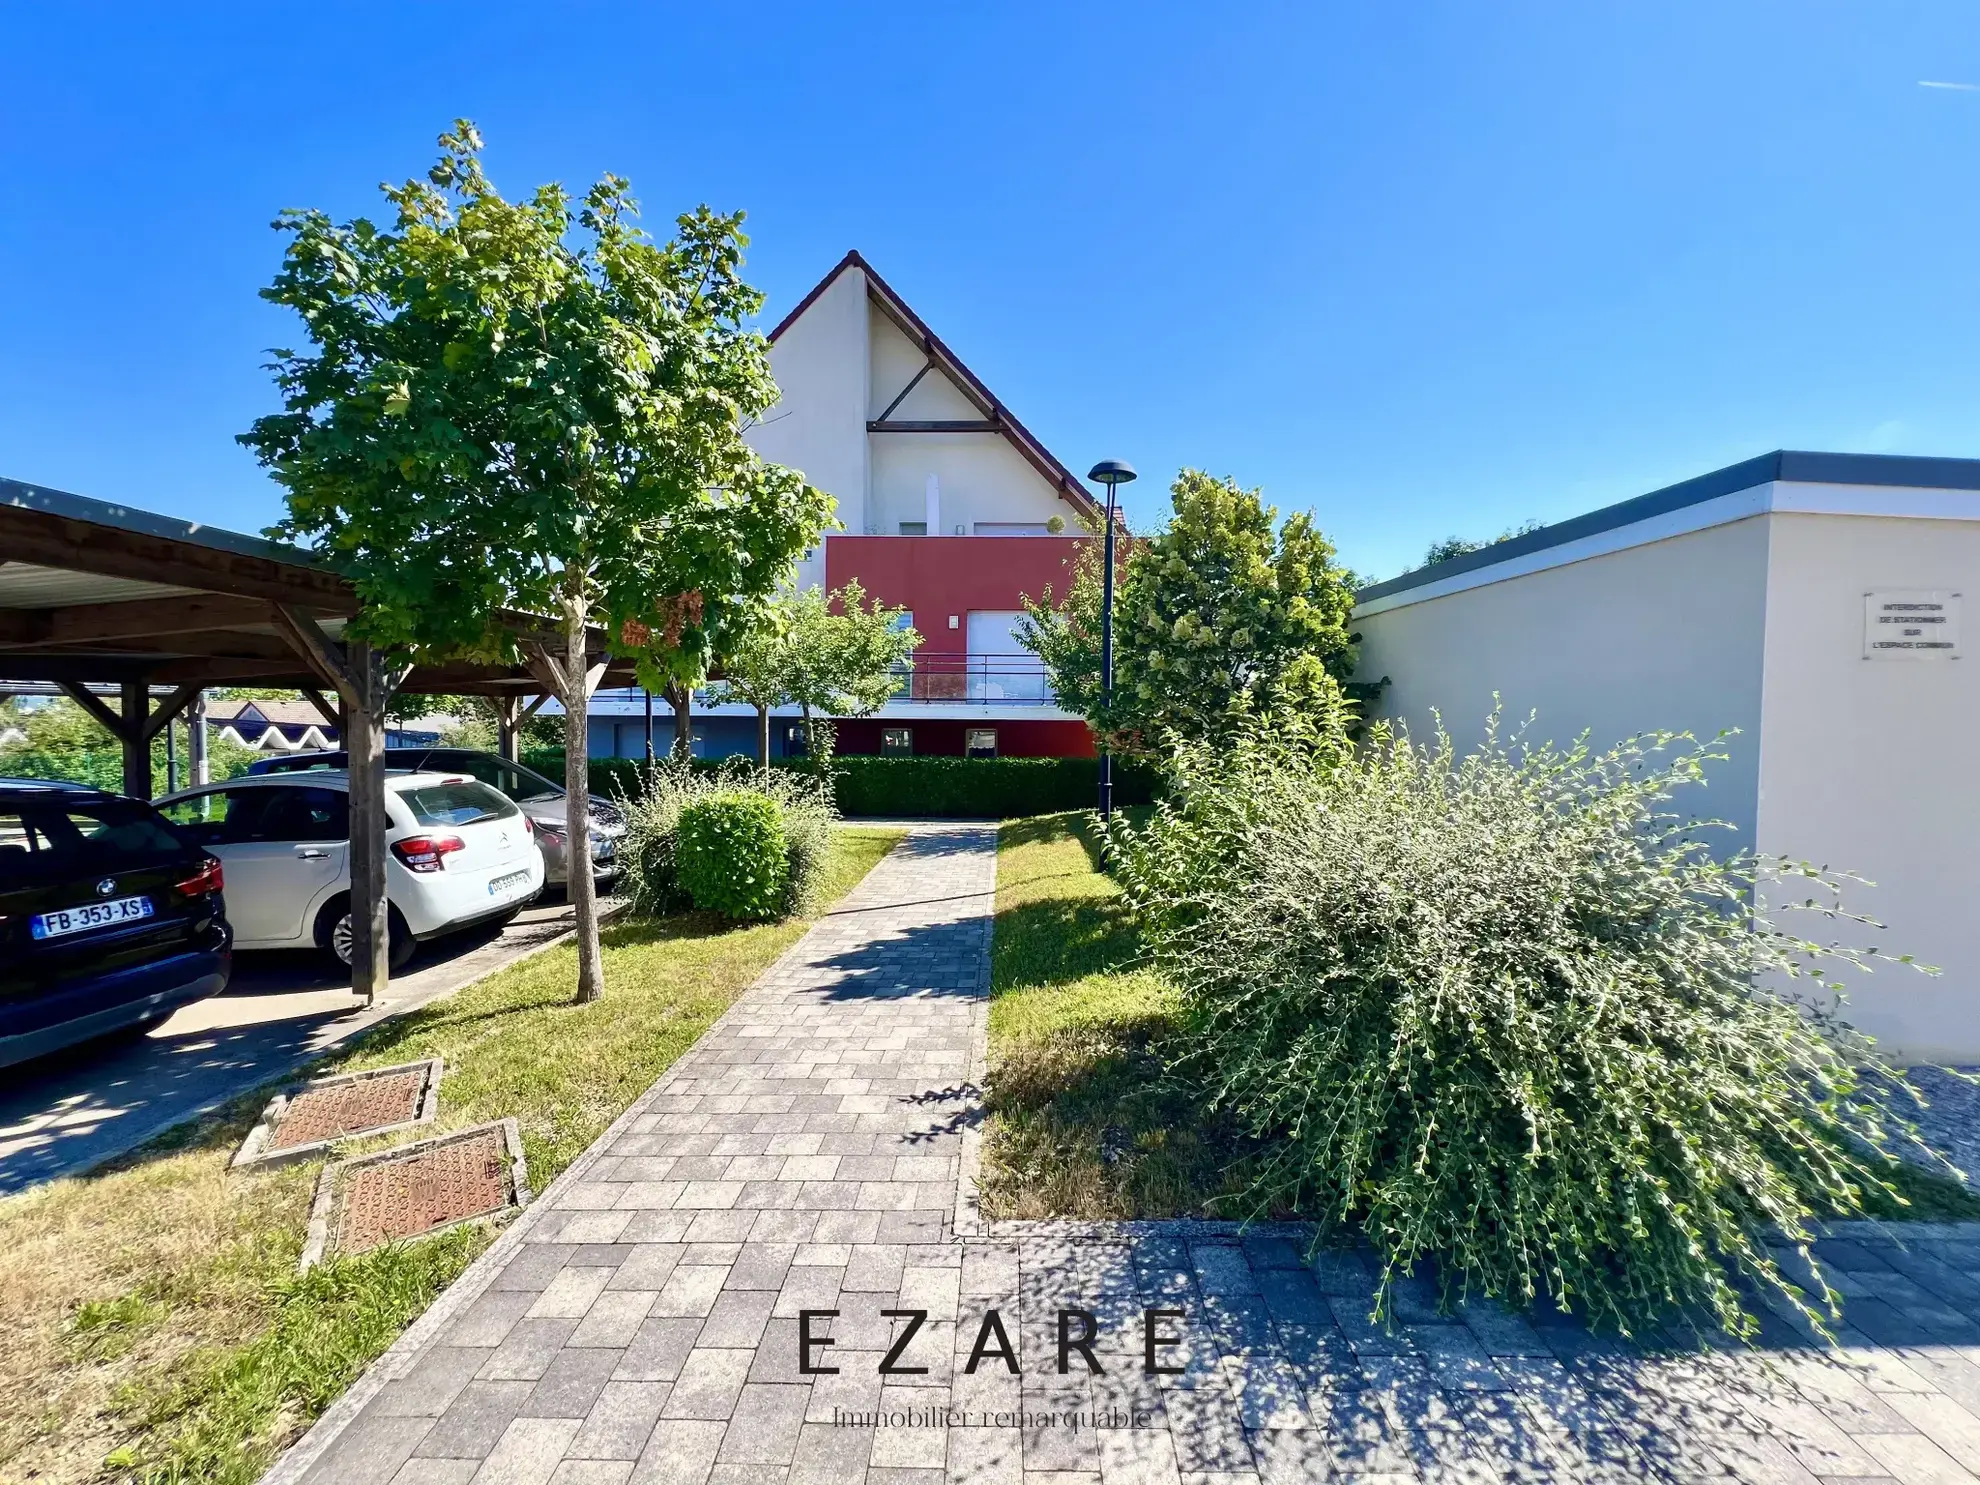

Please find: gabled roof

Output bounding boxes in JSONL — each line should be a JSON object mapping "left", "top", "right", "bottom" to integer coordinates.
{"left": 768, "top": 251, "right": 1115, "bottom": 528}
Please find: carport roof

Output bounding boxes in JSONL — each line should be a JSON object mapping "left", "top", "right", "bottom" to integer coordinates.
{"left": 0, "top": 476, "right": 632, "bottom": 695}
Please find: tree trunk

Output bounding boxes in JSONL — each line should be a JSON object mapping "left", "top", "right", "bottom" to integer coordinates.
{"left": 665, "top": 679, "right": 692, "bottom": 760}
{"left": 564, "top": 583, "right": 605, "bottom": 1004}
{"left": 756, "top": 704, "right": 770, "bottom": 771}
{"left": 345, "top": 641, "right": 392, "bottom": 1006}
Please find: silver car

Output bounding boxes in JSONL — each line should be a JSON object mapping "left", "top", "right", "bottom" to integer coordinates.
{"left": 249, "top": 748, "right": 623, "bottom": 889}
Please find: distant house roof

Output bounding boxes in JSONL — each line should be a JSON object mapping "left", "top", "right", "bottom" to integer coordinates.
{"left": 206, "top": 698, "right": 336, "bottom": 728}
{"left": 769, "top": 251, "right": 1114, "bottom": 529}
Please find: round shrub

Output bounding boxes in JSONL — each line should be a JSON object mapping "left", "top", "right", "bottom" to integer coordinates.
{"left": 675, "top": 792, "right": 791, "bottom": 921}
{"left": 1110, "top": 714, "right": 1935, "bottom": 1337}
{"left": 616, "top": 761, "right": 836, "bottom": 921}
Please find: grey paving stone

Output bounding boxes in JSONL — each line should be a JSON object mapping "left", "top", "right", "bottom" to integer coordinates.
{"left": 472, "top": 1415, "right": 583, "bottom": 1483}
{"left": 629, "top": 1417, "right": 727, "bottom": 1484}
{"left": 372, "top": 1346, "right": 496, "bottom": 1418}
{"left": 665, "top": 1348, "right": 757, "bottom": 1420}
{"left": 486, "top": 1320, "right": 586, "bottom": 1382}
{"left": 697, "top": 1289, "right": 779, "bottom": 1349}
{"left": 419, "top": 1379, "right": 538, "bottom": 1459}
{"left": 526, "top": 1348, "right": 627, "bottom": 1420}
{"left": 569, "top": 1380, "right": 670, "bottom": 1460}
{"left": 787, "top": 1419, "right": 875, "bottom": 1484}
{"left": 714, "top": 1383, "right": 810, "bottom": 1464}
{"left": 301, "top": 1413, "right": 436, "bottom": 1483}
{"left": 389, "top": 1460, "right": 481, "bottom": 1485}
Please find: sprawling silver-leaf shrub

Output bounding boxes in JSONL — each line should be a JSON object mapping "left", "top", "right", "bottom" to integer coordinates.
{"left": 616, "top": 761, "right": 835, "bottom": 920}
{"left": 1109, "top": 714, "right": 1932, "bottom": 1335}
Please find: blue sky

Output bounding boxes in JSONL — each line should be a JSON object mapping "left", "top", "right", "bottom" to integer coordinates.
{"left": 3, "top": 2, "right": 1978, "bottom": 581}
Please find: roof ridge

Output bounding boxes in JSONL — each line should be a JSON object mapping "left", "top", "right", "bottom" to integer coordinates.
{"left": 766, "top": 252, "right": 1115, "bottom": 528}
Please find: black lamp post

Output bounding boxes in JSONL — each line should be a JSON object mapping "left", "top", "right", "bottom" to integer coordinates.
{"left": 1086, "top": 459, "right": 1136, "bottom": 819}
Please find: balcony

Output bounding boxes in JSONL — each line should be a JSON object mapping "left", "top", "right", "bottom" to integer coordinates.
{"left": 890, "top": 654, "right": 1054, "bottom": 706}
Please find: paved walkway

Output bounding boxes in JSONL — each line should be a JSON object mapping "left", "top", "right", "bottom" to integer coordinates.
{"left": 269, "top": 826, "right": 1980, "bottom": 1485}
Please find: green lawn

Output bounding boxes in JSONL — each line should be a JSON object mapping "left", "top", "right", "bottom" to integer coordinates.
{"left": 977, "top": 812, "right": 1980, "bottom": 1232}
{"left": 0, "top": 826, "right": 904, "bottom": 1485}
{"left": 977, "top": 811, "right": 1270, "bottom": 1220}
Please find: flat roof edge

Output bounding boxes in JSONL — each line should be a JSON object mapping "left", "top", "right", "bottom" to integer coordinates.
{"left": 1356, "top": 450, "right": 1980, "bottom": 604}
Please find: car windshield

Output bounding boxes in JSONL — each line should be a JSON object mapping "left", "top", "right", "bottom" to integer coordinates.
{"left": 398, "top": 780, "right": 519, "bottom": 828}
{"left": 0, "top": 798, "right": 187, "bottom": 888}
{"left": 428, "top": 753, "right": 563, "bottom": 803}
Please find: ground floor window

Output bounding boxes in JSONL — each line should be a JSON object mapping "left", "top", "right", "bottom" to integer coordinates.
{"left": 784, "top": 723, "right": 809, "bottom": 758}
{"left": 880, "top": 727, "right": 913, "bottom": 756}
{"left": 965, "top": 728, "right": 997, "bottom": 759}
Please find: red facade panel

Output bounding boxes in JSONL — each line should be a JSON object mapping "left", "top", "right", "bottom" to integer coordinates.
{"left": 821, "top": 534, "right": 1097, "bottom": 758}
{"left": 823, "top": 535, "right": 1092, "bottom": 664}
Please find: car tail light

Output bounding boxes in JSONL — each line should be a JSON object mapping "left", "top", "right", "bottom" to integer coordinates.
{"left": 392, "top": 834, "right": 466, "bottom": 873}
{"left": 175, "top": 857, "right": 224, "bottom": 897}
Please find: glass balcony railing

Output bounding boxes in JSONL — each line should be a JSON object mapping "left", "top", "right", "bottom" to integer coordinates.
{"left": 888, "top": 655, "right": 1055, "bottom": 705}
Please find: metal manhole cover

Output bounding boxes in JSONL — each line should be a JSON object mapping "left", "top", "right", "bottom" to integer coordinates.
{"left": 301, "top": 1119, "right": 530, "bottom": 1269}
{"left": 233, "top": 1059, "right": 443, "bottom": 1169}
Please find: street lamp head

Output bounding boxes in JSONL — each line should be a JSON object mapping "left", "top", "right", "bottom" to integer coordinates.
{"left": 1087, "top": 459, "right": 1138, "bottom": 488}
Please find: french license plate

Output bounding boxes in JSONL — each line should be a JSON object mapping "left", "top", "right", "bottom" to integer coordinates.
{"left": 31, "top": 895, "right": 154, "bottom": 940}
{"left": 488, "top": 870, "right": 532, "bottom": 898}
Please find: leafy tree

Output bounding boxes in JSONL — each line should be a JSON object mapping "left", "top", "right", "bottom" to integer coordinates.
{"left": 711, "top": 582, "right": 919, "bottom": 766}
{"left": 1421, "top": 518, "right": 1543, "bottom": 569}
{"left": 0, "top": 698, "right": 257, "bottom": 792}
{"left": 241, "top": 121, "right": 831, "bottom": 1001}
{"left": 1018, "top": 469, "right": 1363, "bottom": 749}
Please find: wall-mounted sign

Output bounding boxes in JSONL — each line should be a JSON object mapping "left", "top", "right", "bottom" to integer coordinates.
{"left": 1863, "top": 590, "right": 1961, "bottom": 659}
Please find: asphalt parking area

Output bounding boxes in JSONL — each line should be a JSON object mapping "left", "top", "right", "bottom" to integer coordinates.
{"left": 0, "top": 895, "right": 601, "bottom": 1196}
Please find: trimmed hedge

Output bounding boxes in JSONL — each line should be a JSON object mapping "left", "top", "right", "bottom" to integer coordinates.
{"left": 525, "top": 747, "right": 1158, "bottom": 819}
{"left": 826, "top": 755, "right": 1160, "bottom": 818}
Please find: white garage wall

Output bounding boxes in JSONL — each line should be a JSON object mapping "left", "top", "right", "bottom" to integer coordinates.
{"left": 1755, "top": 513, "right": 1980, "bottom": 1061}
{"left": 1354, "top": 516, "right": 1773, "bottom": 845}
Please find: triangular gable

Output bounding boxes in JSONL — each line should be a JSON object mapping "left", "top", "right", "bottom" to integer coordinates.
{"left": 768, "top": 251, "right": 1113, "bottom": 528}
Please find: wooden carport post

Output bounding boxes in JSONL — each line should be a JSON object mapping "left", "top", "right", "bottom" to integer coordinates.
{"left": 495, "top": 692, "right": 550, "bottom": 764}
{"left": 57, "top": 680, "right": 205, "bottom": 800}
{"left": 272, "top": 608, "right": 406, "bottom": 1006}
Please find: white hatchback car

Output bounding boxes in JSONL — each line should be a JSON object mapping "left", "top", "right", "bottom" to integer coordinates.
{"left": 155, "top": 771, "right": 543, "bottom": 969}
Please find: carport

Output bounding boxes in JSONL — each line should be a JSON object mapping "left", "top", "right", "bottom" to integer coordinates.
{"left": 1, "top": 477, "right": 634, "bottom": 1001}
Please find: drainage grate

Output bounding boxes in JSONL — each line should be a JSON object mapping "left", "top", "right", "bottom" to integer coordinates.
{"left": 300, "top": 1119, "right": 530, "bottom": 1269}
{"left": 233, "top": 1059, "right": 443, "bottom": 1169}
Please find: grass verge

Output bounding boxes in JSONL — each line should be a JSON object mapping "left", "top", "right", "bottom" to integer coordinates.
{"left": 0, "top": 825, "right": 904, "bottom": 1485}
{"left": 976, "top": 812, "right": 1980, "bottom": 1232}
{"left": 977, "top": 811, "right": 1267, "bottom": 1220}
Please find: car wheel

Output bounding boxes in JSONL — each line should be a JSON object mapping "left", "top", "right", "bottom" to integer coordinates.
{"left": 317, "top": 898, "right": 416, "bottom": 972}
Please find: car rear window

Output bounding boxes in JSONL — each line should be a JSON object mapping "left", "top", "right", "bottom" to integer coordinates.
{"left": 0, "top": 798, "right": 187, "bottom": 887}
{"left": 397, "top": 780, "right": 519, "bottom": 828}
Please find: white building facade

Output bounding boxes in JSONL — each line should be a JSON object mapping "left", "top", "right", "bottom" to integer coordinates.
{"left": 1354, "top": 451, "right": 1980, "bottom": 1062}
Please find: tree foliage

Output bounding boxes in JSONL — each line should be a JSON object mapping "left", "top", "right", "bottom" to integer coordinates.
{"left": 1018, "top": 470, "right": 1365, "bottom": 749}
{"left": 242, "top": 120, "right": 830, "bottom": 672}
{"left": 1421, "top": 518, "right": 1543, "bottom": 569}
{"left": 0, "top": 698, "right": 258, "bottom": 793}
{"left": 711, "top": 582, "right": 920, "bottom": 762}
{"left": 240, "top": 120, "right": 832, "bottom": 999}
